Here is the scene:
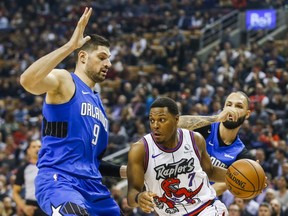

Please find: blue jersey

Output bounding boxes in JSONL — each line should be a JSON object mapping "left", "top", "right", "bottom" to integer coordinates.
{"left": 38, "top": 73, "right": 109, "bottom": 179}
{"left": 206, "top": 122, "right": 245, "bottom": 169}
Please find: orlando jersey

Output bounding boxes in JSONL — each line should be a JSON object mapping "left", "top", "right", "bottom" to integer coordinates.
{"left": 205, "top": 122, "right": 245, "bottom": 168}
{"left": 143, "top": 129, "right": 216, "bottom": 216}
{"left": 38, "top": 73, "right": 109, "bottom": 179}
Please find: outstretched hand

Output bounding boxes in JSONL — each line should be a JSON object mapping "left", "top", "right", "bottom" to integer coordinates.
{"left": 217, "top": 107, "right": 240, "bottom": 122}
{"left": 256, "top": 160, "right": 268, "bottom": 189}
{"left": 68, "top": 7, "right": 92, "bottom": 50}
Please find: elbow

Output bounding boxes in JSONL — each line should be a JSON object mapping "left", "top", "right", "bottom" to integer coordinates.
{"left": 20, "top": 73, "right": 31, "bottom": 90}
{"left": 19, "top": 73, "right": 40, "bottom": 95}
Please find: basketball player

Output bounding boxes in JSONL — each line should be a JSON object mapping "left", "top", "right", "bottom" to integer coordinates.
{"left": 20, "top": 8, "right": 121, "bottom": 215}
{"left": 127, "top": 97, "right": 228, "bottom": 215}
{"left": 178, "top": 91, "right": 253, "bottom": 196}
{"left": 13, "top": 140, "right": 47, "bottom": 216}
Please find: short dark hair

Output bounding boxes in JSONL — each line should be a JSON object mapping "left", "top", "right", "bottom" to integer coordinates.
{"left": 237, "top": 91, "right": 249, "bottom": 104}
{"left": 75, "top": 34, "right": 110, "bottom": 59}
{"left": 150, "top": 97, "right": 179, "bottom": 116}
{"left": 259, "top": 202, "right": 272, "bottom": 213}
{"left": 227, "top": 91, "right": 250, "bottom": 108}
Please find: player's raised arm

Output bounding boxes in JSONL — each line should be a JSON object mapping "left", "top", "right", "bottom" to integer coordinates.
{"left": 178, "top": 107, "right": 240, "bottom": 131}
{"left": 20, "top": 7, "right": 92, "bottom": 95}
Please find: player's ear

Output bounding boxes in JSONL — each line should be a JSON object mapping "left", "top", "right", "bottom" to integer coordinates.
{"left": 245, "top": 110, "right": 251, "bottom": 119}
{"left": 78, "top": 50, "right": 87, "bottom": 64}
{"left": 175, "top": 114, "right": 179, "bottom": 123}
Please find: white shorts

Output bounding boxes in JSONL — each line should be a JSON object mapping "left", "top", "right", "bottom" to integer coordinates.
{"left": 198, "top": 200, "right": 228, "bottom": 216}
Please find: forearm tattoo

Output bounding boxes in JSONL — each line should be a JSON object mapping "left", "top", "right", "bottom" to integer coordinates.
{"left": 178, "top": 115, "right": 218, "bottom": 130}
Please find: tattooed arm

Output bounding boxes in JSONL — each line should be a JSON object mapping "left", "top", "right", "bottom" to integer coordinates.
{"left": 178, "top": 107, "right": 239, "bottom": 130}
{"left": 178, "top": 115, "right": 219, "bottom": 131}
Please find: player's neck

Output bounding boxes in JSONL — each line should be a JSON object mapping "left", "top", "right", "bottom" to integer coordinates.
{"left": 161, "top": 132, "right": 179, "bottom": 149}
{"left": 219, "top": 124, "right": 239, "bottom": 145}
{"left": 75, "top": 71, "right": 96, "bottom": 89}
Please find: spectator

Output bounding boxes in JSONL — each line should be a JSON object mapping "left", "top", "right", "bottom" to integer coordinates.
{"left": 270, "top": 149, "right": 288, "bottom": 179}
{"left": 255, "top": 148, "right": 271, "bottom": 173}
{"left": 234, "top": 197, "right": 259, "bottom": 216}
{"left": 249, "top": 83, "right": 270, "bottom": 111}
{"left": 228, "top": 202, "right": 242, "bottom": 216}
{"left": 106, "top": 120, "right": 129, "bottom": 155}
{"left": 258, "top": 202, "right": 272, "bottom": 216}
{"left": 274, "top": 176, "right": 288, "bottom": 209}
{"left": 270, "top": 198, "right": 287, "bottom": 216}
{"left": 2, "top": 196, "right": 16, "bottom": 216}
{"left": 244, "top": 62, "right": 266, "bottom": 92}
{"left": 12, "top": 139, "right": 46, "bottom": 216}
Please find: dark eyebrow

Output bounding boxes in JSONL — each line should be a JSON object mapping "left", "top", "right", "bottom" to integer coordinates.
{"left": 97, "top": 52, "right": 111, "bottom": 58}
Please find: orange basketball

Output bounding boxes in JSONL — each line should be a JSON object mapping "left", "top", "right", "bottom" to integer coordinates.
{"left": 225, "top": 159, "right": 266, "bottom": 199}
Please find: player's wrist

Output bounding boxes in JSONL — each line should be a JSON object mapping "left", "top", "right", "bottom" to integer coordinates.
{"left": 135, "top": 192, "right": 141, "bottom": 204}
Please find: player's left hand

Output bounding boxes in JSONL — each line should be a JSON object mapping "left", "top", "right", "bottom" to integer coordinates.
{"left": 67, "top": 7, "right": 92, "bottom": 50}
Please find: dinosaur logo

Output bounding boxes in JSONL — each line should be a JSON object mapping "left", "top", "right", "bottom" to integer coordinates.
{"left": 153, "top": 178, "right": 203, "bottom": 214}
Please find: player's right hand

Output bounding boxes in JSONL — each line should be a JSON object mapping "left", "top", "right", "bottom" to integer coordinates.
{"left": 217, "top": 107, "right": 239, "bottom": 122}
{"left": 137, "top": 191, "right": 156, "bottom": 213}
{"left": 68, "top": 7, "right": 92, "bottom": 50}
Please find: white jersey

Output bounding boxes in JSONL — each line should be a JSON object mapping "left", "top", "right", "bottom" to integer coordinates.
{"left": 143, "top": 129, "right": 217, "bottom": 216}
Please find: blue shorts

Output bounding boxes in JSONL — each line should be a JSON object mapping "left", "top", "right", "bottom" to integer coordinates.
{"left": 35, "top": 168, "right": 120, "bottom": 216}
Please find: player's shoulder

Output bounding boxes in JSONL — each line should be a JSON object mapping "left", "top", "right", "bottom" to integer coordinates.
{"left": 191, "top": 131, "right": 206, "bottom": 152}
{"left": 130, "top": 138, "right": 145, "bottom": 149}
{"left": 128, "top": 139, "right": 146, "bottom": 161}
{"left": 51, "top": 69, "right": 72, "bottom": 79}
{"left": 191, "top": 130, "right": 206, "bottom": 141}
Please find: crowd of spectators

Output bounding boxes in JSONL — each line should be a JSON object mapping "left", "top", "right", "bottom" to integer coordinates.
{"left": 1, "top": 0, "right": 288, "bottom": 215}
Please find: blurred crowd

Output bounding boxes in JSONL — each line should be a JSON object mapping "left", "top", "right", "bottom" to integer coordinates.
{"left": 1, "top": 0, "right": 288, "bottom": 215}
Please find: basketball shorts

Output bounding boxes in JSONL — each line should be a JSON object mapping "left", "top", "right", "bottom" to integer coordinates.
{"left": 35, "top": 168, "right": 120, "bottom": 216}
{"left": 197, "top": 200, "right": 228, "bottom": 216}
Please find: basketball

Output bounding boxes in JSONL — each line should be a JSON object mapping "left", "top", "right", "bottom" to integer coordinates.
{"left": 225, "top": 159, "right": 266, "bottom": 199}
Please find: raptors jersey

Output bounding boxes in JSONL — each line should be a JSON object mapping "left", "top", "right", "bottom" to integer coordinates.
{"left": 143, "top": 129, "right": 216, "bottom": 216}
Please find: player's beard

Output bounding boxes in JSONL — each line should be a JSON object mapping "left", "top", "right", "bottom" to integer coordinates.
{"left": 223, "top": 115, "right": 246, "bottom": 129}
{"left": 86, "top": 68, "right": 104, "bottom": 83}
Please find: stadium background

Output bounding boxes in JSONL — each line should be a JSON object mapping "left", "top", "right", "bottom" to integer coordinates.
{"left": 1, "top": 0, "right": 288, "bottom": 215}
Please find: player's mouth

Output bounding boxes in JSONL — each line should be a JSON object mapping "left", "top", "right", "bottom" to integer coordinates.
{"left": 101, "top": 70, "right": 107, "bottom": 75}
{"left": 153, "top": 132, "right": 161, "bottom": 139}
